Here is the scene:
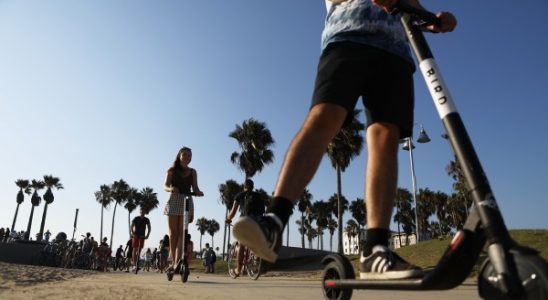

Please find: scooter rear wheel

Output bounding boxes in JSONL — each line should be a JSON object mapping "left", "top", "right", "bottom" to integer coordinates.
{"left": 478, "top": 252, "right": 548, "bottom": 300}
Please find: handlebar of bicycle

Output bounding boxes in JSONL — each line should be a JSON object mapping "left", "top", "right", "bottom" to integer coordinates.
{"left": 178, "top": 192, "right": 201, "bottom": 196}
{"left": 391, "top": 0, "right": 440, "bottom": 28}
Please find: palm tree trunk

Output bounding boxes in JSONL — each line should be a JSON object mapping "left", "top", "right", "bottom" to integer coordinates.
{"left": 110, "top": 203, "right": 118, "bottom": 251}
{"left": 300, "top": 214, "right": 305, "bottom": 249}
{"left": 222, "top": 207, "right": 227, "bottom": 260}
{"left": 11, "top": 203, "right": 21, "bottom": 232}
{"left": 320, "top": 232, "right": 324, "bottom": 250}
{"left": 38, "top": 203, "right": 49, "bottom": 242}
{"left": 25, "top": 206, "right": 35, "bottom": 240}
{"left": 211, "top": 235, "right": 214, "bottom": 249}
{"left": 286, "top": 216, "right": 290, "bottom": 246}
{"left": 227, "top": 227, "right": 231, "bottom": 259}
{"left": 128, "top": 212, "right": 131, "bottom": 237}
{"left": 199, "top": 234, "right": 203, "bottom": 255}
{"left": 100, "top": 206, "right": 104, "bottom": 242}
{"left": 336, "top": 164, "right": 343, "bottom": 254}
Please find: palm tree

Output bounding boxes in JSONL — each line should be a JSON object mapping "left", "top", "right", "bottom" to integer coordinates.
{"left": 305, "top": 222, "right": 317, "bottom": 249}
{"left": 417, "top": 188, "right": 436, "bottom": 240}
{"left": 219, "top": 179, "right": 242, "bottom": 259}
{"left": 327, "top": 193, "right": 349, "bottom": 253}
{"left": 312, "top": 200, "right": 331, "bottom": 250}
{"left": 229, "top": 118, "right": 275, "bottom": 180}
{"left": 349, "top": 198, "right": 366, "bottom": 250}
{"left": 446, "top": 158, "right": 471, "bottom": 218}
{"left": 26, "top": 179, "right": 45, "bottom": 240}
{"left": 125, "top": 187, "right": 139, "bottom": 236}
{"left": 432, "top": 191, "right": 452, "bottom": 236}
{"left": 327, "top": 218, "right": 338, "bottom": 252}
{"left": 95, "top": 184, "right": 112, "bottom": 242}
{"left": 38, "top": 175, "right": 63, "bottom": 241}
{"left": 110, "top": 179, "right": 130, "bottom": 250}
{"left": 13, "top": 179, "right": 30, "bottom": 232}
{"left": 139, "top": 187, "right": 159, "bottom": 213}
{"left": 207, "top": 219, "right": 220, "bottom": 249}
{"left": 229, "top": 118, "right": 275, "bottom": 253}
{"left": 326, "top": 109, "right": 364, "bottom": 254}
{"left": 394, "top": 188, "right": 415, "bottom": 246}
{"left": 196, "top": 217, "right": 209, "bottom": 254}
{"left": 297, "top": 189, "right": 312, "bottom": 248}
{"left": 446, "top": 192, "right": 467, "bottom": 230}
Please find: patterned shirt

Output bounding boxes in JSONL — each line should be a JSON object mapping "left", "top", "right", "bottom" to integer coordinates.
{"left": 321, "top": 0, "right": 413, "bottom": 64}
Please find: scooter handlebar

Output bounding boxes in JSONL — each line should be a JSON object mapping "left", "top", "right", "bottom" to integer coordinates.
{"left": 392, "top": 0, "right": 440, "bottom": 28}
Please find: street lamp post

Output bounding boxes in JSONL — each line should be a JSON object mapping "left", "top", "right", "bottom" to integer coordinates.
{"left": 402, "top": 125, "right": 430, "bottom": 243}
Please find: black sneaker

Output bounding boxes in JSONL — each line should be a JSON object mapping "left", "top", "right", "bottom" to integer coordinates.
{"left": 232, "top": 213, "right": 283, "bottom": 263}
{"left": 359, "top": 245, "right": 423, "bottom": 280}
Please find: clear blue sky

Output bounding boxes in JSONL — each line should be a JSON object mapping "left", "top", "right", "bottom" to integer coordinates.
{"left": 1, "top": 1, "right": 547, "bottom": 253}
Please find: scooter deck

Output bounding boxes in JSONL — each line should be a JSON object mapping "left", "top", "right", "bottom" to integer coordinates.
{"left": 325, "top": 277, "right": 425, "bottom": 290}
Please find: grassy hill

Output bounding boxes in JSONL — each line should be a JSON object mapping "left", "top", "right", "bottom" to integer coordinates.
{"left": 189, "top": 229, "right": 547, "bottom": 278}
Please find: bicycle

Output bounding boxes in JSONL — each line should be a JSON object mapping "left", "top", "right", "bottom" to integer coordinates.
{"left": 227, "top": 238, "right": 262, "bottom": 280}
{"left": 320, "top": 2, "right": 548, "bottom": 300}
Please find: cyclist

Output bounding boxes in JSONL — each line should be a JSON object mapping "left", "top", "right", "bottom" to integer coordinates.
{"left": 95, "top": 237, "right": 111, "bottom": 272}
{"left": 158, "top": 235, "right": 170, "bottom": 273}
{"left": 82, "top": 232, "right": 93, "bottom": 254}
{"left": 124, "top": 238, "right": 133, "bottom": 273}
{"left": 115, "top": 245, "right": 124, "bottom": 270}
{"left": 226, "top": 179, "right": 265, "bottom": 277}
{"left": 130, "top": 207, "right": 151, "bottom": 274}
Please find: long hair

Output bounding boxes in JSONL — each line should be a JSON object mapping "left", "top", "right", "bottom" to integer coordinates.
{"left": 170, "top": 147, "right": 192, "bottom": 171}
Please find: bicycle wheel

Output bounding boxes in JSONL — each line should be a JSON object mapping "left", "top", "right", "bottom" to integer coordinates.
{"left": 76, "top": 254, "right": 91, "bottom": 270}
{"left": 227, "top": 243, "right": 238, "bottom": 279}
{"left": 246, "top": 252, "right": 262, "bottom": 280}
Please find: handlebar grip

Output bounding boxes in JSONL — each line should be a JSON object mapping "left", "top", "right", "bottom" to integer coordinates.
{"left": 392, "top": 0, "right": 440, "bottom": 28}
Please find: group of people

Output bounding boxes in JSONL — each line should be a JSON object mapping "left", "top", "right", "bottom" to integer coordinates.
{"left": 0, "top": 227, "right": 13, "bottom": 242}
{"left": 37, "top": 0, "right": 456, "bottom": 281}
{"left": 201, "top": 243, "right": 217, "bottom": 273}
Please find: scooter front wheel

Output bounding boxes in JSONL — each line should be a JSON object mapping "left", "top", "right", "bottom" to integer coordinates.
{"left": 322, "top": 254, "right": 355, "bottom": 300}
{"left": 181, "top": 264, "right": 190, "bottom": 283}
{"left": 478, "top": 252, "right": 548, "bottom": 299}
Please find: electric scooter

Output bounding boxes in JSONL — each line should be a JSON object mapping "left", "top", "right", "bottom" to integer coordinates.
{"left": 166, "top": 192, "right": 198, "bottom": 283}
{"left": 320, "top": 2, "right": 548, "bottom": 300}
{"left": 179, "top": 192, "right": 197, "bottom": 283}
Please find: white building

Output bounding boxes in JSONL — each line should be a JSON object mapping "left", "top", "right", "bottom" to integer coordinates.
{"left": 343, "top": 230, "right": 417, "bottom": 255}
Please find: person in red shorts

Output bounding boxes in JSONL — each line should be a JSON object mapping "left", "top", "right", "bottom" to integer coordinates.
{"left": 131, "top": 208, "right": 151, "bottom": 273}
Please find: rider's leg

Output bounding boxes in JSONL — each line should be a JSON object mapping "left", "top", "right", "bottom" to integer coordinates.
{"left": 274, "top": 103, "right": 347, "bottom": 203}
{"left": 236, "top": 242, "right": 244, "bottom": 275}
{"left": 233, "top": 103, "right": 347, "bottom": 263}
{"left": 135, "top": 241, "right": 143, "bottom": 270}
{"left": 132, "top": 244, "right": 139, "bottom": 268}
{"left": 167, "top": 215, "right": 180, "bottom": 269}
{"left": 364, "top": 122, "right": 400, "bottom": 254}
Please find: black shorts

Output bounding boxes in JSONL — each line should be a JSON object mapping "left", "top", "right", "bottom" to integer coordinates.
{"left": 311, "top": 42, "right": 415, "bottom": 138}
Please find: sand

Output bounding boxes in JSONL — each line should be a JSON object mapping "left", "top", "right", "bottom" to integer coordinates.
{"left": 0, "top": 262, "right": 322, "bottom": 300}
